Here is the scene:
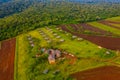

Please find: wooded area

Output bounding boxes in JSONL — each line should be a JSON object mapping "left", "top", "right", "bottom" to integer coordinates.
{"left": 0, "top": 1, "right": 120, "bottom": 41}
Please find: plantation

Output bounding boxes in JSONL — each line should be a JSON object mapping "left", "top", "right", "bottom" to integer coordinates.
{"left": 88, "top": 22, "right": 120, "bottom": 36}
{"left": 1, "top": 1, "right": 120, "bottom": 41}
{"left": 14, "top": 25, "right": 120, "bottom": 80}
{"left": 0, "top": 1, "right": 120, "bottom": 80}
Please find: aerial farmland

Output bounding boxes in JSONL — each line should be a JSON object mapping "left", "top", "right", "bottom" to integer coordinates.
{"left": 0, "top": 0, "right": 120, "bottom": 80}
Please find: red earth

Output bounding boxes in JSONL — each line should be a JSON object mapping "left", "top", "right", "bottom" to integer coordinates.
{"left": 60, "top": 25, "right": 120, "bottom": 50}
{"left": 77, "top": 23, "right": 112, "bottom": 36}
{"left": 0, "top": 38, "right": 16, "bottom": 80}
{"left": 71, "top": 66, "right": 120, "bottom": 80}
{"left": 104, "top": 20, "right": 120, "bottom": 24}
{"left": 68, "top": 24, "right": 113, "bottom": 36}
{"left": 99, "top": 20, "right": 120, "bottom": 30}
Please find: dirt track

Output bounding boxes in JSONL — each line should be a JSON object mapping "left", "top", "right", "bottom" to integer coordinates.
{"left": 61, "top": 25, "right": 120, "bottom": 50}
{"left": 71, "top": 66, "right": 120, "bottom": 80}
{"left": 99, "top": 21, "right": 120, "bottom": 30}
{"left": 0, "top": 38, "right": 16, "bottom": 80}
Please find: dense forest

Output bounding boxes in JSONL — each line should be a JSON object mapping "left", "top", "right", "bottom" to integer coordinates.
{"left": 0, "top": 0, "right": 120, "bottom": 41}
{"left": 0, "top": 0, "right": 42, "bottom": 18}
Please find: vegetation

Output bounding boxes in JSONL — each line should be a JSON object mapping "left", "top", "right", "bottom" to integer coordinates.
{"left": 1, "top": 0, "right": 120, "bottom": 80}
{"left": 0, "top": 0, "right": 11, "bottom": 4}
{"left": 15, "top": 26, "right": 118, "bottom": 80}
{"left": 106, "top": 16, "right": 120, "bottom": 21}
{"left": 88, "top": 22, "right": 120, "bottom": 36}
{"left": 1, "top": 1, "right": 120, "bottom": 41}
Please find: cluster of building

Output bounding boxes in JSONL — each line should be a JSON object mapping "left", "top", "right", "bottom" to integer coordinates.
{"left": 38, "top": 28, "right": 65, "bottom": 43}
{"left": 27, "top": 35, "right": 35, "bottom": 47}
{"left": 40, "top": 48, "right": 61, "bottom": 64}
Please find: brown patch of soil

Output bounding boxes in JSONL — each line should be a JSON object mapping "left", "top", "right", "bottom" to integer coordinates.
{"left": 69, "top": 24, "right": 84, "bottom": 32}
{"left": 69, "top": 24, "right": 112, "bottom": 36}
{"left": 0, "top": 38, "right": 16, "bottom": 80}
{"left": 105, "top": 20, "right": 120, "bottom": 24}
{"left": 99, "top": 21, "right": 120, "bottom": 30}
{"left": 80, "top": 23, "right": 112, "bottom": 35}
{"left": 71, "top": 66, "right": 120, "bottom": 80}
{"left": 60, "top": 25, "right": 120, "bottom": 50}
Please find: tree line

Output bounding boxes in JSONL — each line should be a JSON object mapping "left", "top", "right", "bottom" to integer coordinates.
{"left": 0, "top": 1, "right": 120, "bottom": 41}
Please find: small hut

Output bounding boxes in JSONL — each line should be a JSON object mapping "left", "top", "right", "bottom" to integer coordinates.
{"left": 55, "top": 49, "right": 61, "bottom": 58}
{"left": 48, "top": 50, "right": 55, "bottom": 64}
{"left": 60, "top": 39, "right": 65, "bottom": 42}
{"left": 56, "top": 36, "right": 61, "bottom": 39}
{"left": 28, "top": 37, "right": 32, "bottom": 40}
{"left": 31, "top": 43, "right": 34, "bottom": 47}
{"left": 29, "top": 40, "right": 33, "bottom": 44}
{"left": 53, "top": 33, "right": 57, "bottom": 36}
{"left": 77, "top": 38, "right": 83, "bottom": 41}
{"left": 106, "top": 51, "right": 110, "bottom": 54}
{"left": 72, "top": 36, "right": 77, "bottom": 39}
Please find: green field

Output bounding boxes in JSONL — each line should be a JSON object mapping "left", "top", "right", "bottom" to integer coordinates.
{"left": 108, "top": 23, "right": 120, "bottom": 28}
{"left": 14, "top": 25, "right": 120, "bottom": 80}
{"left": 88, "top": 22, "right": 120, "bottom": 36}
{"left": 106, "top": 16, "right": 120, "bottom": 21}
{"left": 1, "top": 0, "right": 120, "bottom": 79}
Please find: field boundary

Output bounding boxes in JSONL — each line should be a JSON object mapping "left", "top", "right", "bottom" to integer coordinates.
{"left": 0, "top": 42, "right": 1, "bottom": 49}
{"left": 14, "top": 37, "right": 18, "bottom": 80}
{"left": 60, "top": 25, "right": 120, "bottom": 50}
{"left": 99, "top": 21, "right": 120, "bottom": 30}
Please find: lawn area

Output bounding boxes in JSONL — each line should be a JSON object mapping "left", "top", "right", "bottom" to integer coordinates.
{"left": 88, "top": 22, "right": 120, "bottom": 36}
{"left": 15, "top": 26, "right": 118, "bottom": 80}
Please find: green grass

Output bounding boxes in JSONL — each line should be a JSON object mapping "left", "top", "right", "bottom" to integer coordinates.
{"left": 106, "top": 16, "right": 120, "bottom": 21}
{"left": 108, "top": 23, "right": 120, "bottom": 28}
{"left": 14, "top": 37, "right": 18, "bottom": 80}
{"left": 15, "top": 26, "right": 117, "bottom": 80}
{"left": 88, "top": 22, "right": 120, "bottom": 36}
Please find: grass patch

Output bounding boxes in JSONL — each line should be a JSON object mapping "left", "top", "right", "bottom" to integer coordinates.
{"left": 106, "top": 16, "right": 120, "bottom": 21}
{"left": 15, "top": 26, "right": 117, "bottom": 80}
{"left": 88, "top": 22, "right": 120, "bottom": 36}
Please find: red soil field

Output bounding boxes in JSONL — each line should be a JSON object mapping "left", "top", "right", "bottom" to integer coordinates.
{"left": 99, "top": 21, "right": 120, "bottom": 30}
{"left": 69, "top": 24, "right": 84, "bottom": 32}
{"left": 69, "top": 24, "right": 112, "bottom": 36}
{"left": 78, "top": 23, "right": 112, "bottom": 35}
{"left": 105, "top": 20, "right": 120, "bottom": 24}
{"left": 0, "top": 38, "right": 16, "bottom": 80}
{"left": 71, "top": 66, "right": 120, "bottom": 80}
{"left": 60, "top": 25, "right": 120, "bottom": 50}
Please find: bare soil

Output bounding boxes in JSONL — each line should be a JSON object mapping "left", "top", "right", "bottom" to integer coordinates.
{"left": 69, "top": 23, "right": 112, "bottom": 36}
{"left": 60, "top": 25, "right": 120, "bottom": 50}
{"left": 80, "top": 23, "right": 112, "bottom": 35}
{"left": 99, "top": 21, "right": 120, "bottom": 30}
{"left": 71, "top": 66, "right": 120, "bottom": 80}
{"left": 0, "top": 38, "right": 16, "bottom": 80}
{"left": 105, "top": 20, "right": 120, "bottom": 24}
